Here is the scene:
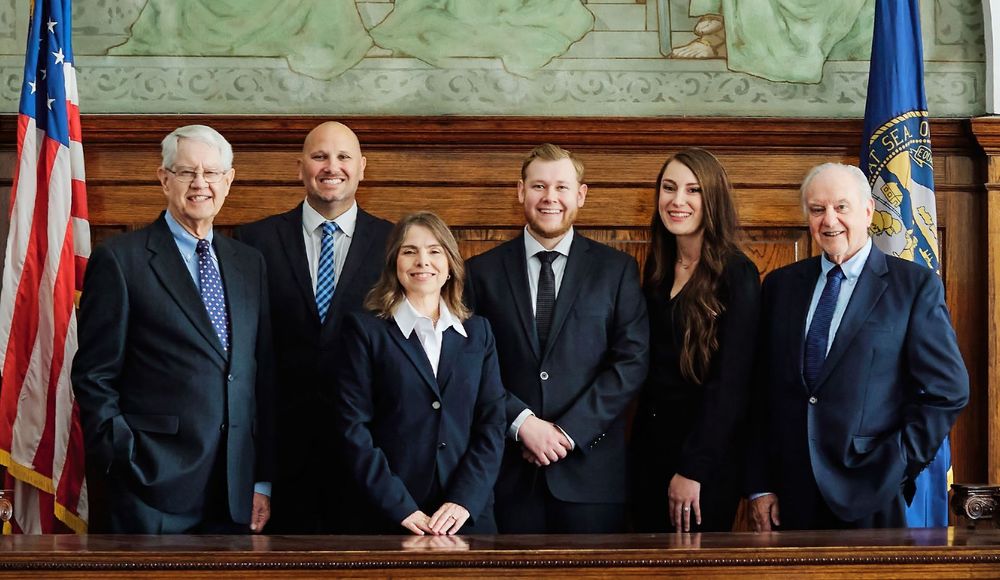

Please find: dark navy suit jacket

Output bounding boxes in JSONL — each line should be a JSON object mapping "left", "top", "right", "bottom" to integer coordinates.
{"left": 465, "top": 233, "right": 649, "bottom": 507}
{"left": 72, "top": 214, "right": 275, "bottom": 526}
{"left": 334, "top": 311, "right": 505, "bottom": 528}
{"left": 747, "top": 244, "right": 969, "bottom": 524}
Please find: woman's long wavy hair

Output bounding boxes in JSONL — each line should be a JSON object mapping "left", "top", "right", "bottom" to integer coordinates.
{"left": 644, "top": 148, "right": 740, "bottom": 384}
{"left": 365, "top": 211, "right": 470, "bottom": 321}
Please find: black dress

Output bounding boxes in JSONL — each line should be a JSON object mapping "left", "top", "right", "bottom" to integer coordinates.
{"left": 630, "top": 252, "right": 760, "bottom": 532}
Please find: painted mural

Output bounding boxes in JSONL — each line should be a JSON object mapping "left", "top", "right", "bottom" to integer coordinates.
{"left": 0, "top": 0, "right": 986, "bottom": 115}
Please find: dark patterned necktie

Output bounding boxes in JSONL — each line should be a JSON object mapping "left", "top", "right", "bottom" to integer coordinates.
{"left": 315, "top": 221, "right": 339, "bottom": 322}
{"left": 803, "top": 265, "right": 845, "bottom": 389}
{"left": 195, "top": 239, "right": 229, "bottom": 352}
{"left": 535, "top": 251, "right": 558, "bottom": 348}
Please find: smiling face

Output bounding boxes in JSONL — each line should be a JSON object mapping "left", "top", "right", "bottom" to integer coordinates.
{"left": 518, "top": 158, "right": 587, "bottom": 248}
{"left": 658, "top": 160, "right": 704, "bottom": 242}
{"left": 804, "top": 166, "right": 874, "bottom": 264}
{"left": 157, "top": 137, "right": 233, "bottom": 238}
{"left": 299, "top": 122, "right": 366, "bottom": 219}
{"left": 396, "top": 224, "right": 449, "bottom": 302}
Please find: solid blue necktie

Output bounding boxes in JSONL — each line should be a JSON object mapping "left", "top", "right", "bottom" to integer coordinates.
{"left": 315, "top": 221, "right": 339, "bottom": 322}
{"left": 195, "top": 239, "right": 229, "bottom": 352}
{"left": 803, "top": 265, "right": 845, "bottom": 389}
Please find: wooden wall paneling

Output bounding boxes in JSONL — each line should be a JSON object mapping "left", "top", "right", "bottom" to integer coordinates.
{"left": 0, "top": 114, "right": 988, "bottom": 492}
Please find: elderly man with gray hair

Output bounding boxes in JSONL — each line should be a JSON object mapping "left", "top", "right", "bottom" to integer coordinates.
{"left": 746, "top": 162, "right": 968, "bottom": 530}
{"left": 72, "top": 125, "right": 275, "bottom": 533}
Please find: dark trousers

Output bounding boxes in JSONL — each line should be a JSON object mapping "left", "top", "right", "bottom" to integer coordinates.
{"left": 102, "top": 447, "right": 247, "bottom": 534}
{"left": 779, "top": 465, "right": 907, "bottom": 531}
{"left": 495, "top": 474, "right": 626, "bottom": 534}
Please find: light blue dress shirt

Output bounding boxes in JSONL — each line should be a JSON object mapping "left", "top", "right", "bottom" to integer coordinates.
{"left": 804, "top": 238, "right": 873, "bottom": 355}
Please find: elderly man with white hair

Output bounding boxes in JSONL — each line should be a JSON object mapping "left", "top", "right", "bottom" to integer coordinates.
{"left": 746, "top": 162, "right": 968, "bottom": 531}
{"left": 72, "top": 125, "right": 275, "bottom": 534}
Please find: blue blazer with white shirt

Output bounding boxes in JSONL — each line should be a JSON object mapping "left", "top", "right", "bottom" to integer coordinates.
{"left": 747, "top": 244, "right": 968, "bottom": 526}
{"left": 333, "top": 310, "right": 506, "bottom": 532}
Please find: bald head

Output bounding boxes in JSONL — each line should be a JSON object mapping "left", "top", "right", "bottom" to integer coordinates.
{"left": 299, "top": 121, "right": 366, "bottom": 219}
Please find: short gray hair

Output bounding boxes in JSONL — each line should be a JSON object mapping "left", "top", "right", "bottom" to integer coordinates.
{"left": 800, "top": 162, "right": 872, "bottom": 211}
{"left": 161, "top": 125, "right": 233, "bottom": 170}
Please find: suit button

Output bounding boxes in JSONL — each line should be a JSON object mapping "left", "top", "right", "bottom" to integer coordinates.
{"left": 438, "top": 442, "right": 447, "bottom": 450}
{"left": 227, "top": 374, "right": 234, "bottom": 382}
{"left": 220, "top": 423, "right": 228, "bottom": 432}
{"left": 808, "top": 396, "right": 818, "bottom": 405}
{"left": 432, "top": 401, "right": 441, "bottom": 410}
{"left": 540, "top": 371, "right": 549, "bottom": 381}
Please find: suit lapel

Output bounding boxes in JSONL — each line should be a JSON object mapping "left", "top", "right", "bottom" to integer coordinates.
{"left": 542, "top": 235, "right": 593, "bottom": 360}
{"left": 812, "top": 247, "right": 888, "bottom": 392}
{"left": 502, "top": 237, "right": 540, "bottom": 360}
{"left": 276, "top": 204, "right": 319, "bottom": 319}
{"left": 216, "top": 235, "right": 247, "bottom": 360}
{"left": 325, "top": 209, "right": 380, "bottom": 328}
{"left": 435, "top": 328, "right": 462, "bottom": 393}
{"left": 793, "top": 258, "right": 821, "bottom": 391}
{"left": 146, "top": 216, "right": 227, "bottom": 361}
{"left": 388, "top": 323, "right": 440, "bottom": 396}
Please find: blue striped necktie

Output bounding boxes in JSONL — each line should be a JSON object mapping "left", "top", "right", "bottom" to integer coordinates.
{"left": 803, "top": 265, "right": 845, "bottom": 389}
{"left": 195, "top": 239, "right": 229, "bottom": 352}
{"left": 315, "top": 221, "right": 339, "bottom": 322}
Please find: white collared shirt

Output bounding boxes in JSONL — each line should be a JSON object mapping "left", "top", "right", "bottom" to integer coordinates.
{"left": 302, "top": 200, "right": 358, "bottom": 295}
{"left": 524, "top": 226, "right": 574, "bottom": 314}
{"left": 393, "top": 298, "right": 467, "bottom": 376}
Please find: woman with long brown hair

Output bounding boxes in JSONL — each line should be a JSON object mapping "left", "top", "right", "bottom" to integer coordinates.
{"left": 630, "top": 148, "right": 760, "bottom": 532}
{"left": 334, "top": 211, "right": 505, "bottom": 535}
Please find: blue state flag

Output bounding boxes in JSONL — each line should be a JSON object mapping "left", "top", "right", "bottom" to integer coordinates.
{"left": 861, "top": 0, "right": 949, "bottom": 527}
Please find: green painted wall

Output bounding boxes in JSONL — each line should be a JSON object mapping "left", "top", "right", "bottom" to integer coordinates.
{"left": 0, "top": 0, "right": 986, "bottom": 116}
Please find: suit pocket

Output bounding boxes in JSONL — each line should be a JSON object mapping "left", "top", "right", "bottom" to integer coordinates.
{"left": 851, "top": 435, "right": 877, "bottom": 454}
{"left": 124, "top": 413, "right": 180, "bottom": 435}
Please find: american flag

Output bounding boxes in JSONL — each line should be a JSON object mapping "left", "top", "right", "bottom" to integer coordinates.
{"left": 0, "top": 0, "right": 89, "bottom": 533}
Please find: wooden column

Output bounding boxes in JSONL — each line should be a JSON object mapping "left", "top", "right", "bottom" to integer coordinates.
{"left": 972, "top": 116, "right": 1000, "bottom": 484}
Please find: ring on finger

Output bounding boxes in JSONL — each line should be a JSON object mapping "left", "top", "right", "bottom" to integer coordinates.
{"left": 682, "top": 506, "right": 690, "bottom": 512}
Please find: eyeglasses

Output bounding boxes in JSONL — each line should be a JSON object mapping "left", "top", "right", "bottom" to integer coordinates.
{"left": 165, "top": 167, "right": 229, "bottom": 183}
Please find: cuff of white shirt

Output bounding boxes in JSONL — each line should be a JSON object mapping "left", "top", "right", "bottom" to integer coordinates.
{"left": 555, "top": 425, "right": 575, "bottom": 450}
{"left": 509, "top": 409, "right": 576, "bottom": 451}
{"left": 254, "top": 482, "right": 272, "bottom": 497}
{"left": 749, "top": 492, "right": 773, "bottom": 500}
{"left": 509, "top": 408, "right": 534, "bottom": 441}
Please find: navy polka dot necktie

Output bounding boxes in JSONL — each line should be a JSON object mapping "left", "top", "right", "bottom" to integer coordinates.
{"left": 196, "top": 239, "right": 230, "bottom": 352}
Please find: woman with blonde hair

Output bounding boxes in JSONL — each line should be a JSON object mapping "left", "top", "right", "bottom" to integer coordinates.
{"left": 334, "top": 211, "right": 505, "bottom": 535}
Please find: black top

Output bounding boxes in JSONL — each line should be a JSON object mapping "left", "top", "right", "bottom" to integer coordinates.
{"left": 637, "top": 251, "right": 761, "bottom": 484}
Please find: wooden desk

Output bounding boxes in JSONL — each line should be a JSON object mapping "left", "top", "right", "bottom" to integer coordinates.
{"left": 1, "top": 528, "right": 999, "bottom": 578}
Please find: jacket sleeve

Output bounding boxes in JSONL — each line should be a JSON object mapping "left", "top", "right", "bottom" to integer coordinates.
{"left": 333, "top": 314, "right": 420, "bottom": 525}
{"left": 253, "top": 252, "right": 277, "bottom": 484}
{"left": 900, "top": 271, "right": 969, "bottom": 480}
{"left": 70, "top": 243, "right": 130, "bottom": 474}
{"left": 677, "top": 258, "right": 761, "bottom": 484}
{"left": 443, "top": 318, "right": 506, "bottom": 520}
{"left": 555, "top": 256, "right": 650, "bottom": 452}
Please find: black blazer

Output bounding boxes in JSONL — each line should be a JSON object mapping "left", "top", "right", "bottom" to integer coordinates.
{"left": 71, "top": 214, "right": 275, "bottom": 524}
{"left": 235, "top": 204, "right": 392, "bottom": 478}
{"left": 465, "top": 233, "right": 649, "bottom": 504}
{"left": 333, "top": 312, "right": 505, "bottom": 528}
{"left": 747, "top": 245, "right": 969, "bottom": 524}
